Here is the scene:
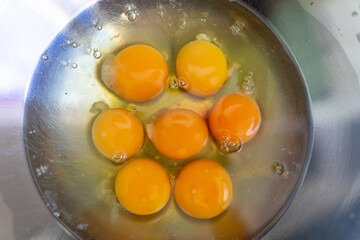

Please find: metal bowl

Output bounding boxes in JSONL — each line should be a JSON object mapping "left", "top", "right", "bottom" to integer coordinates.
{"left": 23, "top": 0, "right": 313, "bottom": 239}
{"left": 2, "top": 0, "right": 360, "bottom": 239}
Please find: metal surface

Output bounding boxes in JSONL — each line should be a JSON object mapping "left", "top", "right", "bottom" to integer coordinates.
{"left": 0, "top": 0, "right": 360, "bottom": 240}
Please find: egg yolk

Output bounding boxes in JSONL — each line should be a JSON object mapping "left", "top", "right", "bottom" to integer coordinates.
{"left": 115, "top": 158, "right": 171, "bottom": 215}
{"left": 209, "top": 93, "right": 261, "bottom": 152}
{"left": 147, "top": 109, "right": 208, "bottom": 160}
{"left": 174, "top": 159, "right": 233, "bottom": 219}
{"left": 102, "top": 45, "right": 168, "bottom": 102}
{"left": 92, "top": 108, "right": 144, "bottom": 163}
{"left": 176, "top": 40, "right": 227, "bottom": 97}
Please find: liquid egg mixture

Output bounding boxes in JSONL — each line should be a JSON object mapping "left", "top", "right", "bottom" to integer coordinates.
{"left": 24, "top": 1, "right": 310, "bottom": 239}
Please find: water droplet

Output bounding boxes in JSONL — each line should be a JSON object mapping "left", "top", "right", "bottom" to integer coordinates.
{"left": 32, "top": 155, "right": 36, "bottom": 159}
{"left": 168, "top": 77, "right": 178, "bottom": 89}
{"left": 72, "top": 42, "right": 78, "bottom": 48}
{"left": 72, "top": 63, "right": 78, "bottom": 69}
{"left": 219, "top": 135, "right": 243, "bottom": 153}
{"left": 199, "top": 18, "right": 207, "bottom": 22}
{"left": 179, "top": 18, "right": 186, "bottom": 29}
{"left": 158, "top": 10, "right": 165, "bottom": 17}
{"left": 240, "top": 71, "right": 255, "bottom": 93}
{"left": 352, "top": 11, "right": 358, "bottom": 17}
{"left": 168, "top": 23, "right": 172, "bottom": 27}
{"left": 127, "top": 10, "right": 139, "bottom": 21}
{"left": 272, "top": 161, "right": 285, "bottom": 175}
{"left": 231, "top": 21, "right": 245, "bottom": 36}
{"left": 97, "top": 25, "right": 103, "bottom": 31}
{"left": 357, "top": 33, "right": 360, "bottom": 42}
{"left": 310, "top": 2, "right": 314, "bottom": 6}
{"left": 177, "top": 77, "right": 190, "bottom": 90}
{"left": 42, "top": 55, "right": 49, "bottom": 61}
{"left": 53, "top": 211, "right": 61, "bottom": 217}
{"left": 112, "top": 151, "right": 127, "bottom": 163}
{"left": 93, "top": 51, "right": 102, "bottom": 59}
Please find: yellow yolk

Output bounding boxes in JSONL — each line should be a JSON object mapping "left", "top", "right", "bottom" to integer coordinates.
{"left": 115, "top": 158, "right": 171, "bottom": 215}
{"left": 174, "top": 159, "right": 233, "bottom": 219}
{"left": 147, "top": 109, "right": 208, "bottom": 160}
{"left": 209, "top": 93, "right": 261, "bottom": 151}
{"left": 92, "top": 108, "right": 144, "bottom": 162}
{"left": 102, "top": 45, "right": 168, "bottom": 102}
{"left": 176, "top": 40, "right": 227, "bottom": 97}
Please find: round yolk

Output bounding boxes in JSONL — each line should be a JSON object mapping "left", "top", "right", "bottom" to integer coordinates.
{"left": 174, "top": 159, "right": 233, "bottom": 219}
{"left": 209, "top": 93, "right": 261, "bottom": 148}
{"left": 147, "top": 109, "right": 208, "bottom": 160}
{"left": 92, "top": 108, "right": 144, "bottom": 162}
{"left": 115, "top": 158, "right": 171, "bottom": 215}
{"left": 176, "top": 40, "right": 227, "bottom": 97}
{"left": 102, "top": 45, "right": 168, "bottom": 102}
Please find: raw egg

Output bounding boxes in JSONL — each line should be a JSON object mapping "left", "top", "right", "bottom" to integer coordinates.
{"left": 92, "top": 108, "right": 144, "bottom": 162}
{"left": 146, "top": 109, "right": 208, "bottom": 160}
{"left": 115, "top": 158, "right": 171, "bottom": 215}
{"left": 174, "top": 159, "right": 233, "bottom": 219}
{"left": 176, "top": 40, "right": 227, "bottom": 97}
{"left": 209, "top": 93, "right": 261, "bottom": 152}
{"left": 102, "top": 45, "right": 169, "bottom": 102}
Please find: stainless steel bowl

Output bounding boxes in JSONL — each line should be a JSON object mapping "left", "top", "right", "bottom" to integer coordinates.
{"left": 1, "top": 0, "right": 360, "bottom": 239}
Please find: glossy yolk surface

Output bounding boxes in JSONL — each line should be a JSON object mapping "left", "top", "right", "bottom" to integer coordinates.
{"left": 103, "top": 45, "right": 168, "bottom": 102}
{"left": 176, "top": 40, "right": 227, "bottom": 97}
{"left": 92, "top": 108, "right": 144, "bottom": 162}
{"left": 147, "top": 109, "right": 208, "bottom": 160}
{"left": 115, "top": 158, "right": 171, "bottom": 215}
{"left": 174, "top": 159, "right": 233, "bottom": 219}
{"left": 209, "top": 93, "right": 261, "bottom": 145}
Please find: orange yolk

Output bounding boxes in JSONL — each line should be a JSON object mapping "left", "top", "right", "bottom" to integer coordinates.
{"left": 209, "top": 93, "right": 261, "bottom": 150}
{"left": 147, "top": 109, "right": 208, "bottom": 160}
{"left": 92, "top": 108, "right": 144, "bottom": 162}
{"left": 115, "top": 158, "right": 171, "bottom": 215}
{"left": 176, "top": 40, "right": 227, "bottom": 97}
{"left": 174, "top": 159, "right": 233, "bottom": 219}
{"left": 102, "top": 45, "right": 168, "bottom": 102}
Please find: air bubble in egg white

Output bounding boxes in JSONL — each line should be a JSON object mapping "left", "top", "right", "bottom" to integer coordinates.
{"left": 158, "top": 10, "right": 165, "bottom": 17}
{"left": 231, "top": 20, "right": 245, "bottom": 36}
{"left": 53, "top": 211, "right": 61, "bottom": 218}
{"left": 72, "top": 42, "right": 79, "bottom": 48}
{"left": 35, "top": 165, "right": 48, "bottom": 176}
{"left": 42, "top": 55, "right": 49, "bottom": 61}
{"left": 272, "top": 161, "right": 285, "bottom": 176}
{"left": 127, "top": 10, "right": 139, "bottom": 21}
{"left": 72, "top": 63, "right": 78, "bottom": 69}
{"left": 169, "top": 0, "right": 176, "bottom": 8}
{"left": 94, "top": 51, "right": 102, "bottom": 59}
{"left": 97, "top": 25, "right": 103, "bottom": 31}
{"left": 77, "top": 223, "right": 89, "bottom": 230}
{"left": 179, "top": 18, "right": 186, "bottom": 29}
